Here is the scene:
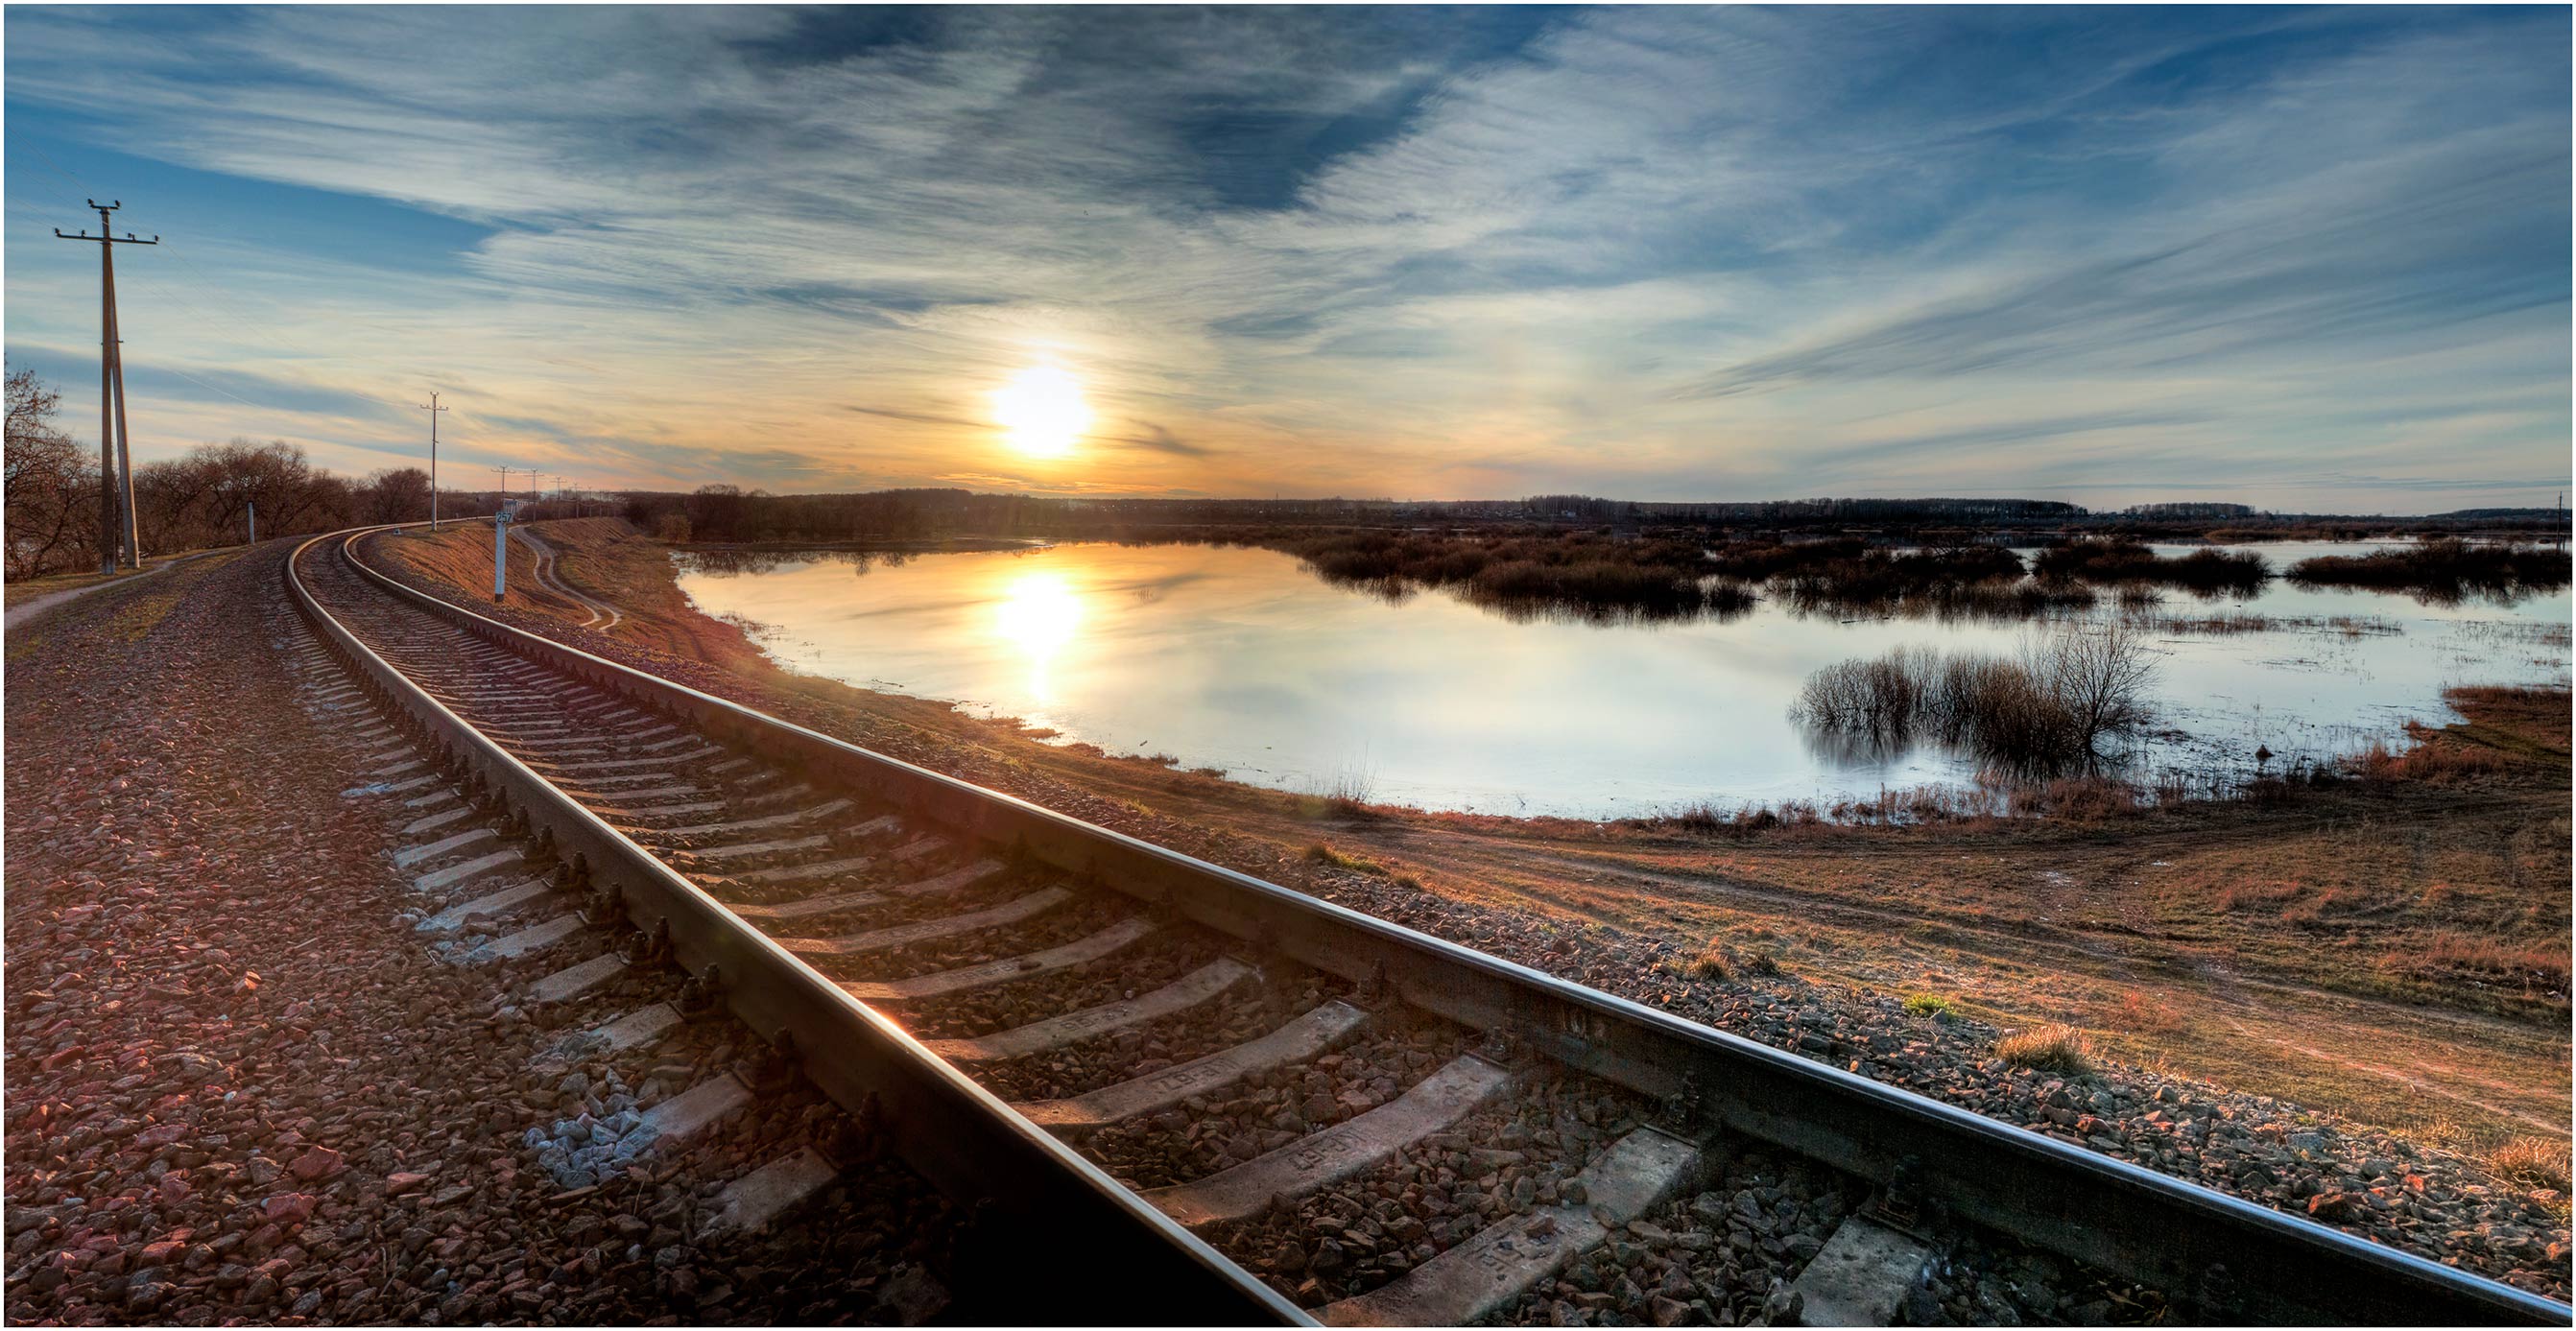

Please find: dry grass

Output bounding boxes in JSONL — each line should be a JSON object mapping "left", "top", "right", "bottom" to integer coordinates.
{"left": 2350, "top": 731, "right": 2510, "bottom": 784}
{"left": 1662, "top": 938, "right": 1788, "bottom": 983}
{"left": 2289, "top": 537, "right": 2569, "bottom": 597}
{"left": 2385, "top": 932, "right": 2572, "bottom": 986}
{"left": 2006, "top": 774, "right": 2144, "bottom": 822}
{"left": 2489, "top": 1136, "right": 2573, "bottom": 1193}
{"left": 2096, "top": 988, "right": 2187, "bottom": 1035}
{"left": 1994, "top": 1024, "right": 2095, "bottom": 1075}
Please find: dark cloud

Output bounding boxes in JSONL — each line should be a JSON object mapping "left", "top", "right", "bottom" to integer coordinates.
{"left": 1103, "top": 423, "right": 1212, "bottom": 459}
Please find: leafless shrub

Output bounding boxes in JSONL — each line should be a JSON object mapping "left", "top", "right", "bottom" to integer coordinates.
{"left": 1793, "top": 621, "right": 2159, "bottom": 775}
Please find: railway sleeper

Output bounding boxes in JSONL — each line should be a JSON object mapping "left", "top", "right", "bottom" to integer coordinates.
{"left": 925, "top": 957, "right": 1257, "bottom": 1064}
{"left": 1017, "top": 997, "right": 1373, "bottom": 1131}
{"left": 1323, "top": 1126, "right": 1706, "bottom": 1326}
{"left": 302, "top": 655, "right": 916, "bottom": 1253}
{"left": 1147, "top": 1054, "right": 1518, "bottom": 1228}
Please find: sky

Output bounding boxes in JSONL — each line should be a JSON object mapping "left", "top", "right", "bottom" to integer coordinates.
{"left": 5, "top": 5, "right": 2569, "bottom": 512}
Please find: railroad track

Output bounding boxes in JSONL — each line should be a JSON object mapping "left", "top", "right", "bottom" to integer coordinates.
{"left": 287, "top": 521, "right": 2566, "bottom": 1327}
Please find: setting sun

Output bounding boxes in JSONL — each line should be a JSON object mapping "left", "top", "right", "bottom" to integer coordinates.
{"left": 991, "top": 364, "right": 1092, "bottom": 458}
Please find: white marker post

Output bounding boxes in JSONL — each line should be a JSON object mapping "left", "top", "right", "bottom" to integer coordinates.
{"left": 493, "top": 502, "right": 513, "bottom": 602}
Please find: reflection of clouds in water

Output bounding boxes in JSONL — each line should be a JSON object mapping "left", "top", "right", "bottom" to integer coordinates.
{"left": 677, "top": 540, "right": 2571, "bottom": 817}
{"left": 1101, "top": 569, "right": 1212, "bottom": 606}
{"left": 1203, "top": 681, "right": 1309, "bottom": 717}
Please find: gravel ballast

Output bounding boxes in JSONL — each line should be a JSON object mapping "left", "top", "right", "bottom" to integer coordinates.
{"left": 4, "top": 545, "right": 959, "bottom": 1324}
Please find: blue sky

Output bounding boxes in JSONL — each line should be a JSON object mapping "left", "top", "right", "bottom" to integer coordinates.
{"left": 5, "top": 5, "right": 2568, "bottom": 511}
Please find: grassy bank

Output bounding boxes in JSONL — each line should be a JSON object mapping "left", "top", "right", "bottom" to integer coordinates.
{"left": 375, "top": 517, "right": 2572, "bottom": 1156}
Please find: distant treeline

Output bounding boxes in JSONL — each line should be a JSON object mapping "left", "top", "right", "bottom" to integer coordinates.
{"left": 625, "top": 485, "right": 2570, "bottom": 548}
{"left": 4, "top": 368, "right": 509, "bottom": 578}
{"left": 625, "top": 487, "right": 2103, "bottom": 543}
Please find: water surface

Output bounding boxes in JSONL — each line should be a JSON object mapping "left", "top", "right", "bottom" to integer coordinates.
{"left": 676, "top": 541, "right": 2569, "bottom": 818}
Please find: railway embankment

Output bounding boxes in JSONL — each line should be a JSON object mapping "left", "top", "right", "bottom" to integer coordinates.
{"left": 354, "top": 518, "right": 2573, "bottom": 1303}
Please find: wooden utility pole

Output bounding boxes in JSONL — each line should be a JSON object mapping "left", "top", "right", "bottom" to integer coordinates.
{"left": 417, "top": 392, "right": 450, "bottom": 532}
{"left": 54, "top": 201, "right": 156, "bottom": 572}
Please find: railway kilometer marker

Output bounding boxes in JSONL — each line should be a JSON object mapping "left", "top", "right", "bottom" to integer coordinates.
{"left": 493, "top": 498, "right": 517, "bottom": 601}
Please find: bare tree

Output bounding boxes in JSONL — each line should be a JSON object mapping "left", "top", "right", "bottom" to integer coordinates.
{"left": 5, "top": 367, "right": 97, "bottom": 578}
{"left": 133, "top": 453, "right": 220, "bottom": 554}
{"left": 362, "top": 466, "right": 434, "bottom": 523}
{"left": 2026, "top": 617, "right": 2159, "bottom": 755}
{"left": 199, "top": 440, "right": 323, "bottom": 541}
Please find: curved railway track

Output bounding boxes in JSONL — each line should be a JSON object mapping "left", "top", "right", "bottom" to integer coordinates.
{"left": 288, "top": 521, "right": 2565, "bottom": 1327}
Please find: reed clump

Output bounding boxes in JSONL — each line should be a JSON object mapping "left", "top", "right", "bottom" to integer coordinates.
{"left": 2033, "top": 537, "right": 2270, "bottom": 593}
{"left": 2288, "top": 538, "right": 2569, "bottom": 600}
{"left": 1792, "top": 621, "right": 2159, "bottom": 776}
{"left": 1276, "top": 531, "right": 1757, "bottom": 622}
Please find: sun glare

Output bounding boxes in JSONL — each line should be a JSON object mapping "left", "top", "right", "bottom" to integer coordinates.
{"left": 992, "top": 364, "right": 1092, "bottom": 458}
{"left": 992, "top": 570, "right": 1085, "bottom": 700}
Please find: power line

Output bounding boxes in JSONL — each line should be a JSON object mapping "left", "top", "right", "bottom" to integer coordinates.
{"left": 25, "top": 141, "right": 92, "bottom": 196}
{"left": 26, "top": 157, "right": 436, "bottom": 418}
{"left": 26, "top": 160, "right": 588, "bottom": 506}
{"left": 150, "top": 363, "right": 271, "bottom": 413}
{"left": 23, "top": 173, "right": 326, "bottom": 430}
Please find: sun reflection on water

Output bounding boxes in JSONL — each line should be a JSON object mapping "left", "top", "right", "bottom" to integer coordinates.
{"left": 991, "top": 570, "right": 1085, "bottom": 700}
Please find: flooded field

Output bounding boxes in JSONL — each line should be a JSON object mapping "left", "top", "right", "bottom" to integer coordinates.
{"left": 676, "top": 541, "right": 2570, "bottom": 818}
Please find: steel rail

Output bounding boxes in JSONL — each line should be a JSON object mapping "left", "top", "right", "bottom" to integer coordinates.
{"left": 288, "top": 524, "right": 1306, "bottom": 1326}
{"left": 309, "top": 520, "right": 2568, "bottom": 1327}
